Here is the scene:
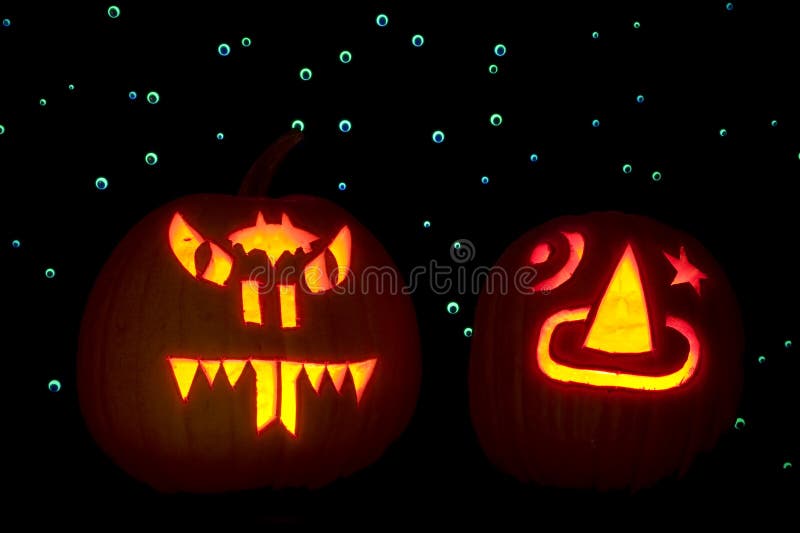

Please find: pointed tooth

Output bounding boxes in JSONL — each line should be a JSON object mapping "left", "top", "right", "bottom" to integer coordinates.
{"left": 349, "top": 358, "right": 377, "bottom": 403}
{"left": 222, "top": 359, "right": 247, "bottom": 387}
{"left": 303, "top": 363, "right": 326, "bottom": 393}
{"left": 199, "top": 360, "right": 221, "bottom": 385}
{"left": 249, "top": 360, "right": 278, "bottom": 432}
{"left": 168, "top": 358, "right": 199, "bottom": 401}
{"left": 326, "top": 363, "right": 348, "bottom": 393}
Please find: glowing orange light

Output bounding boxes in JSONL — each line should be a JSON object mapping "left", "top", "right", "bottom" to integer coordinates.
{"left": 228, "top": 212, "right": 319, "bottom": 265}
{"left": 349, "top": 359, "right": 377, "bottom": 403}
{"left": 241, "top": 280, "right": 263, "bottom": 325}
{"left": 328, "top": 226, "right": 351, "bottom": 285}
{"left": 537, "top": 308, "right": 699, "bottom": 390}
{"left": 168, "top": 213, "right": 205, "bottom": 277}
{"left": 303, "top": 252, "right": 333, "bottom": 293}
{"left": 222, "top": 359, "right": 247, "bottom": 387}
{"left": 529, "top": 242, "right": 552, "bottom": 264}
{"left": 303, "top": 363, "right": 326, "bottom": 393}
{"left": 250, "top": 360, "right": 278, "bottom": 431}
{"left": 280, "top": 362, "right": 303, "bottom": 436}
{"left": 532, "top": 231, "right": 585, "bottom": 291}
{"left": 327, "top": 364, "right": 348, "bottom": 393}
{"left": 201, "top": 242, "right": 233, "bottom": 286}
{"left": 664, "top": 246, "right": 708, "bottom": 295}
{"left": 199, "top": 360, "right": 221, "bottom": 385}
{"left": 583, "top": 244, "right": 653, "bottom": 353}
{"left": 279, "top": 284, "right": 298, "bottom": 328}
{"left": 168, "top": 357, "right": 198, "bottom": 402}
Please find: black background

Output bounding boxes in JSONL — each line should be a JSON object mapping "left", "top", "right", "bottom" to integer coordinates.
{"left": 2, "top": 0, "right": 797, "bottom": 526}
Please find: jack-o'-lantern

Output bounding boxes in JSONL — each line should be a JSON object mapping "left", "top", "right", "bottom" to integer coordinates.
{"left": 78, "top": 132, "right": 421, "bottom": 492}
{"left": 469, "top": 212, "right": 742, "bottom": 490}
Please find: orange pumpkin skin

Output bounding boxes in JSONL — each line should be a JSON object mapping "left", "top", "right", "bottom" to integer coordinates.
{"left": 78, "top": 193, "right": 421, "bottom": 492}
{"left": 469, "top": 212, "right": 742, "bottom": 490}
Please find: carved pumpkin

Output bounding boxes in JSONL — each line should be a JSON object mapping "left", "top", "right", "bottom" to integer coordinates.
{"left": 78, "top": 133, "right": 421, "bottom": 492}
{"left": 469, "top": 212, "right": 743, "bottom": 490}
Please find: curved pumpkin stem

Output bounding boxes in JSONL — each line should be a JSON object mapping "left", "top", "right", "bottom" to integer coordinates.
{"left": 238, "top": 130, "right": 304, "bottom": 196}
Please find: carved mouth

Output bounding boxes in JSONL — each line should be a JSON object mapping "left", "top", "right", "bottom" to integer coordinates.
{"left": 167, "top": 357, "right": 377, "bottom": 436}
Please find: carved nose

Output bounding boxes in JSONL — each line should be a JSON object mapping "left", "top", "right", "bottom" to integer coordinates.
{"left": 240, "top": 280, "right": 297, "bottom": 328}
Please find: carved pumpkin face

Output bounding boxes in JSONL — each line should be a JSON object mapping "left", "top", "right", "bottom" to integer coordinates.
{"left": 469, "top": 212, "right": 743, "bottom": 490}
{"left": 78, "top": 193, "right": 421, "bottom": 493}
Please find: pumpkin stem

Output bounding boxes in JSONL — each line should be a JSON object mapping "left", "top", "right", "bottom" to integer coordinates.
{"left": 239, "top": 131, "right": 304, "bottom": 196}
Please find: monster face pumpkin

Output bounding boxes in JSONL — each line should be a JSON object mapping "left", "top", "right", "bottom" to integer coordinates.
{"left": 77, "top": 134, "right": 421, "bottom": 492}
{"left": 469, "top": 212, "right": 743, "bottom": 490}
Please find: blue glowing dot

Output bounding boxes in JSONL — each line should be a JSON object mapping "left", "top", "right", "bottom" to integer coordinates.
{"left": 633, "top": 20, "right": 641, "bottom": 29}
{"left": 338, "top": 181, "right": 347, "bottom": 191}
{"left": 481, "top": 176, "right": 489, "bottom": 185}
{"left": 95, "top": 177, "right": 108, "bottom": 190}
{"left": 48, "top": 379, "right": 62, "bottom": 392}
{"left": 529, "top": 153, "right": 539, "bottom": 163}
{"left": 39, "top": 98, "right": 47, "bottom": 107}
{"left": 592, "top": 31, "right": 599, "bottom": 39}
{"left": 146, "top": 91, "right": 160, "bottom": 104}
{"left": 651, "top": 171, "right": 662, "bottom": 181}
{"left": 145, "top": 152, "right": 158, "bottom": 166}
{"left": 11, "top": 239, "right": 20, "bottom": 249}
{"left": 494, "top": 43, "right": 506, "bottom": 57}
{"left": 719, "top": 128, "right": 728, "bottom": 137}
{"left": 770, "top": 120, "right": 778, "bottom": 127}
{"left": 423, "top": 220, "right": 431, "bottom": 229}
{"left": 412, "top": 34, "right": 424, "bottom": 47}
{"left": 241, "top": 37, "right": 251, "bottom": 47}
{"left": 68, "top": 84, "right": 75, "bottom": 91}
{"left": 339, "top": 50, "right": 352, "bottom": 63}
{"left": 0, "top": 124, "right": 5, "bottom": 135}
{"left": 432, "top": 130, "right": 445, "bottom": 143}
{"left": 376, "top": 14, "right": 389, "bottom": 27}
{"left": 107, "top": 6, "right": 120, "bottom": 19}
{"left": 622, "top": 163, "right": 633, "bottom": 174}
{"left": 45, "top": 268, "right": 56, "bottom": 279}
{"left": 786, "top": 339, "right": 793, "bottom": 349}
{"left": 447, "top": 301, "right": 460, "bottom": 315}
{"left": 291, "top": 120, "right": 305, "bottom": 131}
{"left": 338, "top": 119, "right": 352, "bottom": 133}
{"left": 464, "top": 327, "right": 473, "bottom": 338}
{"left": 216, "top": 132, "right": 224, "bottom": 141}
{"left": 488, "top": 64, "right": 498, "bottom": 74}
{"left": 128, "top": 91, "right": 138, "bottom": 100}
{"left": 218, "top": 43, "right": 231, "bottom": 57}
{"left": 592, "top": 119, "right": 600, "bottom": 128}
{"left": 636, "top": 94, "right": 645, "bottom": 104}
{"left": 299, "top": 68, "right": 312, "bottom": 81}
{"left": 726, "top": 2, "right": 734, "bottom": 11}
{"left": 734, "top": 417, "right": 746, "bottom": 430}
{"left": 757, "top": 355, "right": 766, "bottom": 364}
{"left": 2, "top": 18, "right": 10, "bottom": 27}
{"left": 490, "top": 113, "right": 503, "bottom": 127}
{"left": 453, "top": 241, "right": 461, "bottom": 250}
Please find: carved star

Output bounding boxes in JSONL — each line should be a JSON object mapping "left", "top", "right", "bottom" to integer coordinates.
{"left": 663, "top": 246, "right": 708, "bottom": 295}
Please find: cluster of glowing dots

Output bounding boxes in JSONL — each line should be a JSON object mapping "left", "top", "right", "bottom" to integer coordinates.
{"left": 490, "top": 114, "right": 503, "bottom": 127}
{"left": 463, "top": 327, "right": 473, "bottom": 338}
{"left": 338, "top": 182, "right": 347, "bottom": 191}
{"left": 291, "top": 120, "right": 304, "bottom": 131}
{"left": 299, "top": 68, "right": 312, "bottom": 81}
{"left": 107, "top": 6, "right": 120, "bottom": 19}
{"left": 339, "top": 120, "right": 352, "bottom": 133}
{"left": 412, "top": 34, "right": 424, "bottom": 47}
{"left": 147, "top": 91, "right": 160, "bottom": 104}
{"left": 145, "top": 152, "right": 158, "bottom": 166}
{"left": 95, "top": 177, "right": 108, "bottom": 190}
{"left": 447, "top": 302, "right": 460, "bottom": 315}
{"left": 339, "top": 50, "right": 352, "bottom": 63}
{"left": 376, "top": 14, "right": 389, "bottom": 27}
{"left": 45, "top": 268, "right": 56, "bottom": 279}
{"left": 432, "top": 130, "right": 445, "bottom": 144}
{"left": 48, "top": 379, "right": 61, "bottom": 392}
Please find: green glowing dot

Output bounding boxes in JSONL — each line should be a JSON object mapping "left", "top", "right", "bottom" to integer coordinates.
{"left": 338, "top": 182, "right": 347, "bottom": 191}
{"left": 11, "top": 239, "right": 21, "bottom": 249}
{"left": 636, "top": 94, "right": 645, "bottom": 104}
{"left": 783, "top": 462, "right": 793, "bottom": 470}
{"left": 145, "top": 152, "right": 158, "bottom": 166}
{"left": 592, "top": 31, "right": 599, "bottom": 39}
{"left": 218, "top": 43, "right": 230, "bottom": 57}
{"left": 95, "top": 177, "right": 108, "bottom": 190}
{"left": 432, "top": 130, "right": 445, "bottom": 143}
{"left": 339, "top": 50, "right": 352, "bottom": 63}
{"left": 39, "top": 98, "right": 47, "bottom": 107}
{"left": 651, "top": 171, "right": 662, "bottom": 181}
{"left": 447, "top": 302, "right": 460, "bottom": 315}
{"left": 48, "top": 379, "right": 62, "bottom": 392}
{"left": 734, "top": 417, "right": 746, "bottom": 430}
{"left": 622, "top": 163, "right": 633, "bottom": 174}
{"left": 338, "top": 119, "right": 352, "bottom": 133}
{"left": 2, "top": 18, "right": 10, "bottom": 27}
{"left": 719, "top": 128, "right": 728, "bottom": 137}
{"left": 785, "top": 339, "right": 793, "bottom": 349}
{"left": 633, "top": 21, "right": 641, "bottom": 29}
{"left": 423, "top": 220, "right": 431, "bottom": 229}
{"left": 107, "top": 6, "right": 120, "bottom": 19}
{"left": 68, "top": 84, "right": 75, "bottom": 91}
{"left": 453, "top": 241, "right": 461, "bottom": 250}
{"left": 490, "top": 113, "right": 503, "bottom": 126}
{"left": 0, "top": 124, "right": 5, "bottom": 135}
{"left": 241, "top": 37, "right": 251, "bottom": 47}
{"left": 530, "top": 153, "right": 539, "bottom": 163}
{"left": 757, "top": 355, "right": 766, "bottom": 364}
{"left": 488, "top": 64, "right": 498, "bottom": 74}
{"left": 464, "top": 327, "right": 474, "bottom": 338}
{"left": 128, "top": 91, "right": 137, "bottom": 100}
{"left": 481, "top": 176, "right": 489, "bottom": 185}
{"left": 494, "top": 43, "right": 506, "bottom": 57}
{"left": 592, "top": 119, "right": 600, "bottom": 128}
{"left": 376, "top": 14, "right": 388, "bottom": 27}
{"left": 146, "top": 91, "right": 160, "bottom": 104}
{"left": 412, "top": 34, "right": 424, "bottom": 47}
{"left": 291, "top": 120, "right": 304, "bottom": 131}
{"left": 770, "top": 120, "right": 778, "bottom": 127}
{"left": 299, "top": 68, "right": 312, "bottom": 81}
{"left": 216, "top": 132, "right": 224, "bottom": 141}
{"left": 45, "top": 268, "right": 56, "bottom": 279}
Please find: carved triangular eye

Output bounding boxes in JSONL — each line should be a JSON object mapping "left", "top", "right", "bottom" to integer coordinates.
{"left": 168, "top": 212, "right": 232, "bottom": 286}
{"left": 303, "top": 226, "right": 352, "bottom": 293}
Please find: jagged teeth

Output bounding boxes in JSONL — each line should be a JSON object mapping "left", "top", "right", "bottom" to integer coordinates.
{"left": 167, "top": 357, "right": 378, "bottom": 434}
